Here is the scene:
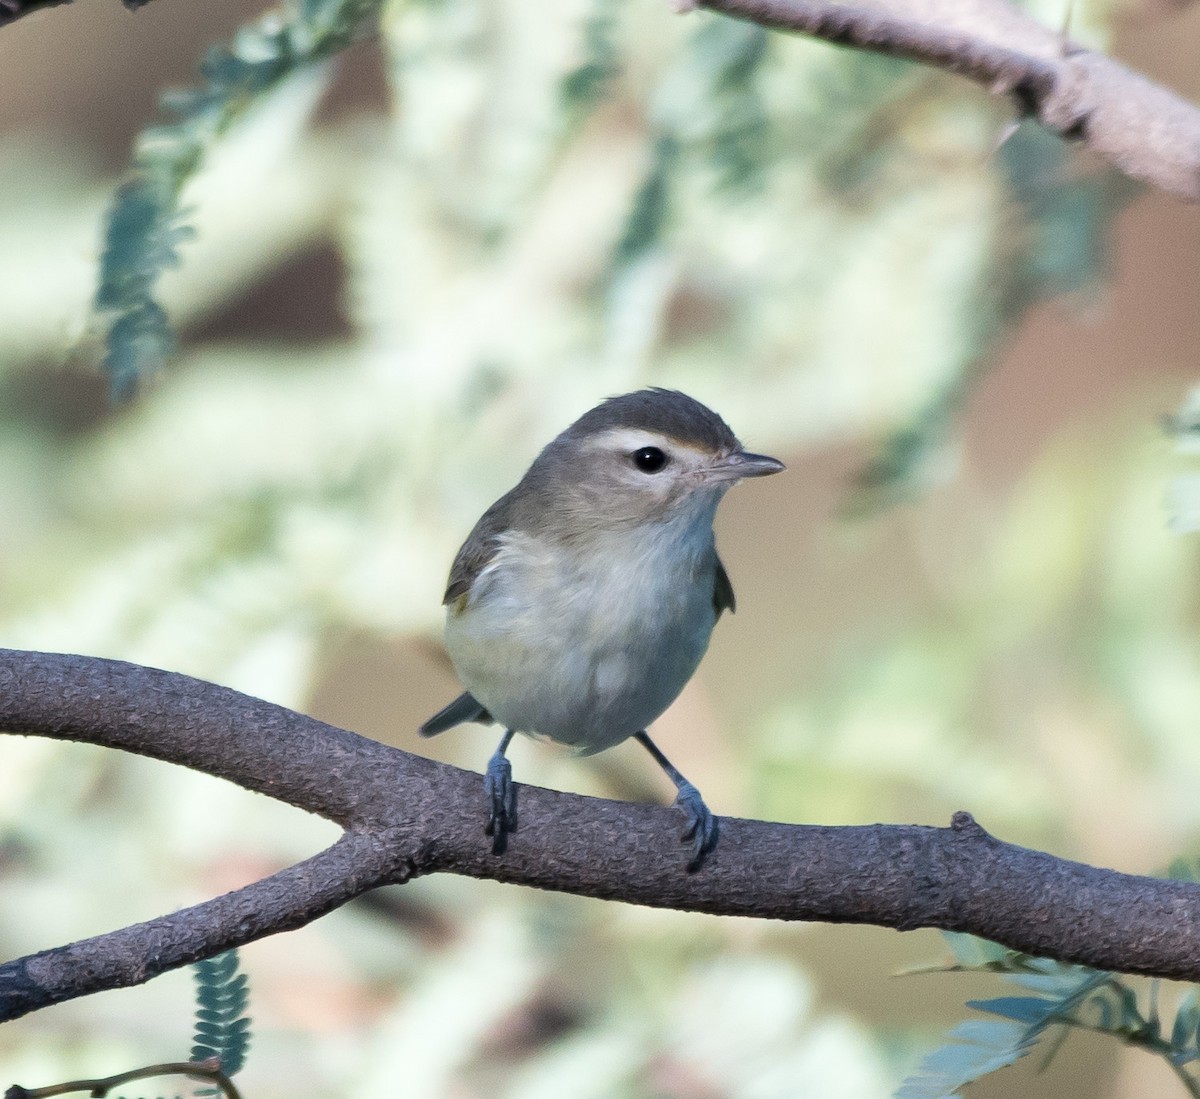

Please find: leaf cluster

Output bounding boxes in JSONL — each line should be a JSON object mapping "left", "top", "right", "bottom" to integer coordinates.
{"left": 189, "top": 951, "right": 251, "bottom": 1086}
{"left": 5, "top": 952, "right": 250, "bottom": 1099}
{"left": 0, "top": 0, "right": 1169, "bottom": 1093}
{"left": 899, "top": 931, "right": 1200, "bottom": 1098}
{"left": 95, "top": 0, "right": 381, "bottom": 398}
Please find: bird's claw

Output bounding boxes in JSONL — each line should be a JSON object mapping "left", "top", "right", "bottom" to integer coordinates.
{"left": 674, "top": 781, "right": 718, "bottom": 872}
{"left": 484, "top": 751, "right": 517, "bottom": 854}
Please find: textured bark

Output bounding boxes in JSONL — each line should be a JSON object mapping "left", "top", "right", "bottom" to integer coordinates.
{"left": 3, "top": 648, "right": 1200, "bottom": 1023}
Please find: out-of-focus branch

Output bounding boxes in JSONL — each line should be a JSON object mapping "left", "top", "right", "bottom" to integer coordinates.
{"left": 687, "top": 0, "right": 1200, "bottom": 201}
{"left": 7, "top": 0, "right": 1200, "bottom": 203}
{"left": 0, "top": 0, "right": 143, "bottom": 31}
{"left": 4, "top": 648, "right": 1200, "bottom": 1024}
{"left": 0, "top": 0, "right": 69, "bottom": 28}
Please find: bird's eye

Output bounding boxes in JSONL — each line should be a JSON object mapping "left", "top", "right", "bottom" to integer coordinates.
{"left": 632, "top": 446, "right": 668, "bottom": 473}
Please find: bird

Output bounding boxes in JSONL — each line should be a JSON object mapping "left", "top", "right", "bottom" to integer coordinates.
{"left": 419, "top": 388, "right": 784, "bottom": 871}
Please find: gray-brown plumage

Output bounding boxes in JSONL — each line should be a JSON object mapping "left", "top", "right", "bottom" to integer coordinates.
{"left": 420, "top": 388, "right": 783, "bottom": 870}
{"left": 563, "top": 388, "right": 739, "bottom": 451}
{"left": 441, "top": 390, "right": 741, "bottom": 607}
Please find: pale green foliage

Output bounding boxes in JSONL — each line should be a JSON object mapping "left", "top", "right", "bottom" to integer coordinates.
{"left": 24, "top": 0, "right": 1094, "bottom": 690}
{"left": 96, "top": 0, "right": 382, "bottom": 397}
{"left": 857, "top": 121, "right": 1128, "bottom": 508}
{"left": 0, "top": 0, "right": 1167, "bottom": 1094}
{"left": 899, "top": 932, "right": 1200, "bottom": 1098}
{"left": 105, "top": 950, "right": 249, "bottom": 1099}
{"left": 1166, "top": 386, "right": 1200, "bottom": 534}
{"left": 347, "top": 901, "right": 894, "bottom": 1098}
{"left": 0, "top": 0, "right": 1127, "bottom": 698}
{"left": 749, "top": 411, "right": 1200, "bottom": 839}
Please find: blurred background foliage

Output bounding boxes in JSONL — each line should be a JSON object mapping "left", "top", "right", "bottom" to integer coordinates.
{"left": 3, "top": 0, "right": 1200, "bottom": 1093}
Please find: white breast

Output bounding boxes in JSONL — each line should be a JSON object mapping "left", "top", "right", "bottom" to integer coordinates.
{"left": 445, "top": 520, "right": 719, "bottom": 753}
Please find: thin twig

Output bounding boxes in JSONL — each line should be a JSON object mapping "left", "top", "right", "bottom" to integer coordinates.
{"left": 5, "top": 1058, "right": 242, "bottom": 1099}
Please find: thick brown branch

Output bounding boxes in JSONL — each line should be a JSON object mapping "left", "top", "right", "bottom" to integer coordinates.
{"left": 1, "top": 831, "right": 402, "bottom": 1020}
{"left": 4, "top": 647, "right": 1200, "bottom": 1024}
{"left": 690, "top": 0, "right": 1200, "bottom": 201}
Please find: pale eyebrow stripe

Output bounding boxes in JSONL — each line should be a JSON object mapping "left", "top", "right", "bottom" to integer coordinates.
{"left": 585, "top": 427, "right": 711, "bottom": 456}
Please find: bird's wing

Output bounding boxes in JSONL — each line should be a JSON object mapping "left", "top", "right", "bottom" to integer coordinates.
{"left": 442, "top": 489, "right": 520, "bottom": 605}
{"left": 713, "top": 555, "right": 736, "bottom": 617}
{"left": 419, "top": 691, "right": 492, "bottom": 737}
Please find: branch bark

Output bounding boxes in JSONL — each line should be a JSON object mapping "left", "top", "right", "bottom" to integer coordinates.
{"left": 688, "top": 0, "right": 1200, "bottom": 201}
{"left": 0, "top": 0, "right": 142, "bottom": 31}
{"left": 4, "top": 647, "right": 1200, "bottom": 1023}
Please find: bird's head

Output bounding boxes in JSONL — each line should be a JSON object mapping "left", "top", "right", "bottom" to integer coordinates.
{"left": 517, "top": 389, "right": 784, "bottom": 541}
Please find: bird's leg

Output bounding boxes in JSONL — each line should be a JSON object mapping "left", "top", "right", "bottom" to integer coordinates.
{"left": 633, "top": 731, "right": 718, "bottom": 872}
{"left": 484, "top": 728, "right": 518, "bottom": 854}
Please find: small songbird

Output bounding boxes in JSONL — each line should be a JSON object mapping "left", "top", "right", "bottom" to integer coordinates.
{"left": 420, "top": 389, "right": 784, "bottom": 870}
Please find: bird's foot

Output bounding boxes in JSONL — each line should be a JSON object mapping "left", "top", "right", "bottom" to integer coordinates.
{"left": 483, "top": 750, "right": 517, "bottom": 854}
{"left": 674, "top": 780, "right": 718, "bottom": 872}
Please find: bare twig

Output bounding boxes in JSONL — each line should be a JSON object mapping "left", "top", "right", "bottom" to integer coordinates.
{"left": 5, "top": 1058, "right": 242, "bottom": 1099}
{"left": 4, "top": 648, "right": 1200, "bottom": 1023}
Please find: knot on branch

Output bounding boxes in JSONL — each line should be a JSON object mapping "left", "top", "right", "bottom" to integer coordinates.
{"left": 1037, "top": 55, "right": 1093, "bottom": 140}
{"left": 950, "top": 810, "right": 985, "bottom": 836}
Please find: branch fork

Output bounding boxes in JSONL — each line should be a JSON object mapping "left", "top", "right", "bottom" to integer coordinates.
{"left": 4, "top": 648, "right": 1200, "bottom": 1024}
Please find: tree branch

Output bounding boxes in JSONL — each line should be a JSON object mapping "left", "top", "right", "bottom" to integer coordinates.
{"left": 0, "top": 0, "right": 143, "bottom": 32}
{"left": 5, "top": 1058, "right": 242, "bottom": 1099}
{"left": 689, "top": 0, "right": 1200, "bottom": 201}
{"left": 2, "top": 832, "right": 401, "bottom": 1020}
{"left": 4, "top": 647, "right": 1200, "bottom": 1024}
{"left": 8, "top": 0, "right": 1200, "bottom": 204}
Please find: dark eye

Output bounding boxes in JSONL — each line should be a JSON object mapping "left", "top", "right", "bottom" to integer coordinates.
{"left": 632, "top": 446, "right": 668, "bottom": 473}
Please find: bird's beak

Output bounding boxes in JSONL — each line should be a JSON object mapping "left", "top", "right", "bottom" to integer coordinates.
{"left": 704, "top": 449, "right": 786, "bottom": 483}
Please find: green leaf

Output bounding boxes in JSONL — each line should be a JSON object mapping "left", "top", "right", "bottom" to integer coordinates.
{"left": 997, "top": 121, "right": 1130, "bottom": 300}
{"left": 967, "top": 995, "right": 1059, "bottom": 1025}
{"left": 1166, "top": 857, "right": 1200, "bottom": 883}
{"left": 95, "top": 0, "right": 383, "bottom": 395}
{"left": 561, "top": 0, "right": 621, "bottom": 110}
{"left": 1171, "top": 989, "right": 1200, "bottom": 1062}
{"left": 612, "top": 134, "right": 679, "bottom": 270}
{"left": 940, "top": 932, "right": 1012, "bottom": 969}
{"left": 190, "top": 949, "right": 252, "bottom": 1076}
{"left": 1115, "top": 983, "right": 1145, "bottom": 1034}
{"left": 896, "top": 1018, "right": 1038, "bottom": 1098}
{"left": 688, "top": 19, "right": 770, "bottom": 192}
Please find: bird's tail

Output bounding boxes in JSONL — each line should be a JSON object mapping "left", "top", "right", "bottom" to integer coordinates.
{"left": 419, "top": 691, "right": 492, "bottom": 737}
